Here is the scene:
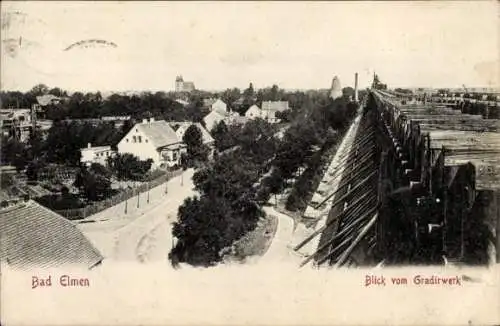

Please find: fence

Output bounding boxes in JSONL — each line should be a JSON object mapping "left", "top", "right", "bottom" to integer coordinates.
{"left": 55, "top": 169, "right": 183, "bottom": 220}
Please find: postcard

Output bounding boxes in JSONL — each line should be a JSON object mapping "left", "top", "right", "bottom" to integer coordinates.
{"left": 1, "top": 1, "right": 499, "bottom": 325}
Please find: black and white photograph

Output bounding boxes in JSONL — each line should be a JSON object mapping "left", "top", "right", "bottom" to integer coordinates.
{"left": 1, "top": 1, "right": 499, "bottom": 325}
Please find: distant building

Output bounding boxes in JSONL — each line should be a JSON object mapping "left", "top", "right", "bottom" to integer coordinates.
{"left": 0, "top": 198, "right": 103, "bottom": 269}
{"left": 330, "top": 76, "right": 342, "bottom": 100}
{"left": 80, "top": 143, "right": 115, "bottom": 167}
{"left": 117, "top": 117, "right": 186, "bottom": 169}
{"left": 36, "top": 94, "right": 62, "bottom": 107}
{"left": 211, "top": 99, "right": 228, "bottom": 115}
{"left": 245, "top": 104, "right": 262, "bottom": 119}
{"left": 226, "top": 114, "right": 249, "bottom": 126}
{"left": 175, "top": 75, "right": 195, "bottom": 93}
{"left": 203, "top": 111, "right": 226, "bottom": 132}
{"left": 101, "top": 116, "right": 130, "bottom": 128}
{"left": 0, "top": 108, "right": 33, "bottom": 142}
{"left": 169, "top": 122, "right": 214, "bottom": 147}
{"left": 261, "top": 101, "right": 289, "bottom": 123}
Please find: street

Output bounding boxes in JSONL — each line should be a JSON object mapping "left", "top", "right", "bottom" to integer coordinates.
{"left": 77, "top": 169, "right": 196, "bottom": 263}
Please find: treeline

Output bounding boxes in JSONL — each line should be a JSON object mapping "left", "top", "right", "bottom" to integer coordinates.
{"left": 1, "top": 83, "right": 343, "bottom": 122}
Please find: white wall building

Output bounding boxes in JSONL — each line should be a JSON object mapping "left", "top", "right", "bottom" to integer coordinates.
{"left": 211, "top": 99, "right": 228, "bottom": 115}
{"left": 261, "top": 101, "right": 289, "bottom": 123}
{"left": 170, "top": 122, "right": 215, "bottom": 147}
{"left": 245, "top": 104, "right": 263, "bottom": 119}
{"left": 117, "top": 118, "right": 186, "bottom": 169}
{"left": 80, "top": 144, "right": 115, "bottom": 167}
{"left": 203, "top": 111, "right": 226, "bottom": 131}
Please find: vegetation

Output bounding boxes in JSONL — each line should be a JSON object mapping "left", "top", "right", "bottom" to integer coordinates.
{"left": 106, "top": 153, "right": 153, "bottom": 181}
{"left": 169, "top": 90, "right": 358, "bottom": 267}
{"left": 169, "top": 119, "right": 278, "bottom": 267}
{"left": 182, "top": 125, "right": 210, "bottom": 166}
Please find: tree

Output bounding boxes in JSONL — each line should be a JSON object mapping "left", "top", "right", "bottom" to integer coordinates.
{"left": 48, "top": 87, "right": 67, "bottom": 97}
{"left": 220, "top": 88, "right": 241, "bottom": 107}
{"left": 182, "top": 125, "right": 209, "bottom": 164}
{"left": 29, "top": 84, "right": 49, "bottom": 97}
{"left": 74, "top": 166, "right": 112, "bottom": 202}
{"left": 170, "top": 196, "right": 234, "bottom": 266}
{"left": 108, "top": 153, "right": 153, "bottom": 181}
{"left": 342, "top": 87, "right": 355, "bottom": 99}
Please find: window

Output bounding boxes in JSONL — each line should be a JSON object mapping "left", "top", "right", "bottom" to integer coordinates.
{"left": 136, "top": 129, "right": 138, "bottom": 132}
{"left": 145, "top": 139, "right": 148, "bottom": 143}
{"left": 138, "top": 136, "right": 142, "bottom": 143}
{"left": 106, "top": 152, "right": 109, "bottom": 156}
{"left": 133, "top": 136, "right": 137, "bottom": 143}
{"left": 173, "top": 152, "right": 178, "bottom": 160}
{"left": 126, "top": 138, "right": 129, "bottom": 142}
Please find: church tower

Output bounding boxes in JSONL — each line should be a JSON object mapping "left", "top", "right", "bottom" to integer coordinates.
{"left": 175, "top": 75, "right": 184, "bottom": 92}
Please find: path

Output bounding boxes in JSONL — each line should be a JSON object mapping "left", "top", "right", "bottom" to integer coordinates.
{"left": 257, "top": 206, "right": 302, "bottom": 265}
{"left": 78, "top": 169, "right": 196, "bottom": 263}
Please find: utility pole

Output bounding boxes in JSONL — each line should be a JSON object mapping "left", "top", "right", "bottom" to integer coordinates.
{"left": 147, "top": 183, "right": 150, "bottom": 204}
{"left": 136, "top": 183, "right": 140, "bottom": 208}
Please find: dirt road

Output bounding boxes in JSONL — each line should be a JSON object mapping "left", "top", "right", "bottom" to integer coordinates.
{"left": 78, "top": 169, "right": 196, "bottom": 263}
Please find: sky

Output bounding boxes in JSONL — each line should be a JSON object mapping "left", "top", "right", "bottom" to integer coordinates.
{"left": 1, "top": 1, "right": 498, "bottom": 93}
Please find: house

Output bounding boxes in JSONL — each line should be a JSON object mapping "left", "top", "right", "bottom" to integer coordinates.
{"left": 170, "top": 122, "right": 216, "bottom": 158}
{"left": 101, "top": 116, "right": 130, "bottom": 128}
{"left": 0, "top": 108, "right": 33, "bottom": 142}
{"left": 36, "top": 94, "right": 62, "bottom": 106}
{"left": 245, "top": 104, "right": 263, "bottom": 119}
{"left": 117, "top": 117, "right": 186, "bottom": 169}
{"left": 80, "top": 143, "right": 115, "bottom": 167}
{"left": 226, "top": 115, "right": 249, "bottom": 126}
{"left": 203, "top": 110, "right": 226, "bottom": 131}
{"left": 0, "top": 198, "right": 103, "bottom": 269}
{"left": 211, "top": 99, "right": 228, "bottom": 115}
{"left": 261, "top": 101, "right": 290, "bottom": 123}
{"left": 170, "top": 122, "right": 214, "bottom": 147}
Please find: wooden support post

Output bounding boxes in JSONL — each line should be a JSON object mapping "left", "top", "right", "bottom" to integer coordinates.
{"left": 334, "top": 213, "right": 379, "bottom": 268}
{"left": 315, "top": 171, "right": 377, "bottom": 210}
{"left": 294, "top": 191, "right": 373, "bottom": 251}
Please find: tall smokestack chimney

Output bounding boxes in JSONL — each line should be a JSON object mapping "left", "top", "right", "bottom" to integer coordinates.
{"left": 354, "top": 73, "right": 359, "bottom": 102}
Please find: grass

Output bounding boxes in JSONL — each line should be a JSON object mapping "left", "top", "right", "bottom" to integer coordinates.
{"left": 225, "top": 213, "right": 279, "bottom": 263}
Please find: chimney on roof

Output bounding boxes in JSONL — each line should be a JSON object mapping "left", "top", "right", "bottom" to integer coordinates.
{"left": 142, "top": 118, "right": 147, "bottom": 124}
{"left": 87, "top": 143, "right": 91, "bottom": 148}
{"left": 150, "top": 117, "right": 155, "bottom": 122}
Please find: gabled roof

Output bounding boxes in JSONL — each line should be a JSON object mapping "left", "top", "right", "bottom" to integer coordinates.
{"left": 36, "top": 94, "right": 61, "bottom": 106}
{"left": 261, "top": 101, "right": 289, "bottom": 112}
{"left": 203, "top": 111, "right": 226, "bottom": 131}
{"left": 211, "top": 99, "right": 228, "bottom": 114}
{"left": 135, "top": 120, "right": 181, "bottom": 149}
{"left": 170, "top": 122, "right": 214, "bottom": 145}
{"left": 0, "top": 200, "right": 103, "bottom": 269}
{"left": 80, "top": 145, "right": 112, "bottom": 152}
{"left": 246, "top": 104, "right": 261, "bottom": 113}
